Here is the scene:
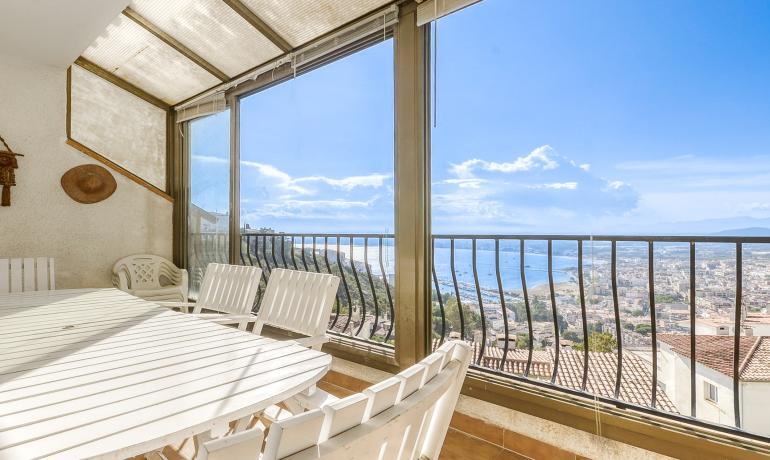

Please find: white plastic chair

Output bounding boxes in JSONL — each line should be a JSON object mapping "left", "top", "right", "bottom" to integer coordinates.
{"left": 209, "top": 268, "right": 340, "bottom": 350}
{"left": 0, "top": 257, "right": 55, "bottom": 293}
{"left": 161, "top": 263, "right": 263, "bottom": 330}
{"left": 112, "top": 254, "right": 188, "bottom": 302}
{"left": 198, "top": 341, "right": 472, "bottom": 460}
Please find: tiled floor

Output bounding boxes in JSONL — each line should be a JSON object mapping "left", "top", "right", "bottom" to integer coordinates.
{"left": 441, "top": 429, "right": 531, "bottom": 460}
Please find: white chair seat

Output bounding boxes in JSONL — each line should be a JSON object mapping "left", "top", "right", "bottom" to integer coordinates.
{"left": 160, "top": 263, "right": 263, "bottom": 330}
{"left": 197, "top": 341, "right": 472, "bottom": 460}
{"left": 112, "top": 254, "right": 187, "bottom": 303}
{"left": 0, "top": 257, "right": 55, "bottom": 293}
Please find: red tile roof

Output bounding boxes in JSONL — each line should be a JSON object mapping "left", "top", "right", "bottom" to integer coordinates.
{"left": 434, "top": 339, "right": 677, "bottom": 413}
{"left": 657, "top": 334, "right": 770, "bottom": 382}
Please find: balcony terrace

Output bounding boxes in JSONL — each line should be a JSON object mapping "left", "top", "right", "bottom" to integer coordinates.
{"left": 3, "top": 0, "right": 770, "bottom": 459}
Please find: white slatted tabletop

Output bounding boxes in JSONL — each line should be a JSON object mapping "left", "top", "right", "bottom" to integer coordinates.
{"left": 0, "top": 288, "right": 332, "bottom": 460}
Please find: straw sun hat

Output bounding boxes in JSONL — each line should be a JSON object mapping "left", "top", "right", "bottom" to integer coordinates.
{"left": 60, "top": 164, "right": 117, "bottom": 204}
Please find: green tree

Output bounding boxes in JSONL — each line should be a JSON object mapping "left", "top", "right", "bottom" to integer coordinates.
{"left": 573, "top": 332, "right": 617, "bottom": 352}
{"left": 511, "top": 298, "right": 568, "bottom": 333}
{"left": 635, "top": 323, "right": 652, "bottom": 336}
{"left": 562, "top": 330, "right": 580, "bottom": 342}
{"left": 431, "top": 295, "right": 481, "bottom": 339}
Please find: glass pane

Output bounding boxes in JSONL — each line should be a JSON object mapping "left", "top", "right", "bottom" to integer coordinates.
{"left": 238, "top": 40, "right": 395, "bottom": 345}
{"left": 188, "top": 110, "right": 230, "bottom": 297}
{"left": 70, "top": 65, "right": 167, "bottom": 189}
{"left": 429, "top": 0, "right": 770, "bottom": 438}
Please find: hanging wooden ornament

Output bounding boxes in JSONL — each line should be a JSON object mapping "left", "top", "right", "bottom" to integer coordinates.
{"left": 0, "top": 134, "right": 23, "bottom": 207}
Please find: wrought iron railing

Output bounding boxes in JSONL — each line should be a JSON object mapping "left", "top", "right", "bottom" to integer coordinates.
{"left": 188, "top": 231, "right": 770, "bottom": 440}
{"left": 431, "top": 234, "right": 770, "bottom": 441}
{"left": 239, "top": 232, "right": 396, "bottom": 346}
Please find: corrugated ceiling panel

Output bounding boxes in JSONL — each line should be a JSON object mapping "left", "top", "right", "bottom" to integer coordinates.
{"left": 129, "top": 0, "right": 282, "bottom": 78}
{"left": 70, "top": 65, "right": 167, "bottom": 190}
{"left": 241, "top": 0, "right": 392, "bottom": 48}
{"left": 82, "top": 14, "right": 219, "bottom": 104}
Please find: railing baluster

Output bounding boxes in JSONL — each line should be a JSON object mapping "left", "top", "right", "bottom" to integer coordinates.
{"left": 495, "top": 239, "right": 510, "bottom": 371}
{"left": 611, "top": 240, "right": 623, "bottom": 399}
{"left": 337, "top": 238, "right": 353, "bottom": 334}
{"left": 649, "top": 241, "right": 658, "bottom": 408}
{"left": 432, "top": 237, "right": 446, "bottom": 346}
{"left": 270, "top": 235, "right": 279, "bottom": 269}
{"left": 379, "top": 237, "right": 395, "bottom": 343}
{"left": 300, "top": 236, "right": 309, "bottom": 271}
{"left": 578, "top": 240, "right": 589, "bottom": 391}
{"left": 239, "top": 235, "right": 246, "bottom": 265}
{"left": 548, "top": 240, "right": 560, "bottom": 383}
{"left": 520, "top": 239, "right": 534, "bottom": 378}
{"left": 363, "top": 238, "right": 380, "bottom": 339}
{"left": 472, "top": 238, "right": 487, "bottom": 366}
{"left": 324, "top": 237, "right": 342, "bottom": 330}
{"left": 280, "top": 236, "right": 288, "bottom": 268}
{"left": 311, "top": 238, "right": 320, "bottom": 272}
{"left": 689, "top": 242, "right": 696, "bottom": 418}
{"left": 289, "top": 236, "right": 299, "bottom": 270}
{"left": 351, "top": 238, "right": 368, "bottom": 336}
{"left": 733, "top": 243, "right": 742, "bottom": 429}
{"left": 450, "top": 239, "right": 465, "bottom": 340}
{"left": 261, "top": 234, "right": 271, "bottom": 275}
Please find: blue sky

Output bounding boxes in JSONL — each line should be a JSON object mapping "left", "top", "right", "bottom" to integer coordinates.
{"left": 191, "top": 0, "right": 770, "bottom": 235}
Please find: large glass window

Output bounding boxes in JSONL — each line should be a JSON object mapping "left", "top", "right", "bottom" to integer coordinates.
{"left": 238, "top": 40, "right": 396, "bottom": 344}
{"left": 187, "top": 110, "right": 230, "bottom": 297}
{"left": 429, "top": 0, "right": 770, "bottom": 437}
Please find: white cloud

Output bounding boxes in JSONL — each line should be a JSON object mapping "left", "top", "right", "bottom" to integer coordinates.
{"left": 605, "top": 180, "right": 626, "bottom": 190}
{"left": 579, "top": 164, "right": 591, "bottom": 172}
{"left": 528, "top": 182, "right": 578, "bottom": 190}
{"left": 192, "top": 154, "right": 228, "bottom": 164}
{"left": 443, "top": 178, "right": 489, "bottom": 189}
{"left": 240, "top": 160, "right": 312, "bottom": 195}
{"left": 450, "top": 145, "right": 558, "bottom": 178}
{"left": 294, "top": 173, "right": 391, "bottom": 191}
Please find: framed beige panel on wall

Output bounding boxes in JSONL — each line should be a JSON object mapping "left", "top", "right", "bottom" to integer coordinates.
{"left": 69, "top": 64, "right": 168, "bottom": 193}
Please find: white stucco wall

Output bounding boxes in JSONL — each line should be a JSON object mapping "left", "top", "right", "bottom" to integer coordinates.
{"left": 740, "top": 381, "right": 770, "bottom": 437}
{"left": 0, "top": 53, "right": 172, "bottom": 288}
{"left": 659, "top": 345, "right": 770, "bottom": 437}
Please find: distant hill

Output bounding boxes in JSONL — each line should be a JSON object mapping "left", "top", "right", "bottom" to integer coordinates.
{"left": 711, "top": 227, "right": 770, "bottom": 237}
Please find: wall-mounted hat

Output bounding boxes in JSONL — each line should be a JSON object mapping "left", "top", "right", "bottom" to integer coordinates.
{"left": 61, "top": 164, "right": 117, "bottom": 204}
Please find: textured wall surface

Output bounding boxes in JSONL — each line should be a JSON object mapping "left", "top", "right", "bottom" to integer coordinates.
{"left": 70, "top": 64, "right": 167, "bottom": 189}
{"left": 0, "top": 53, "right": 172, "bottom": 288}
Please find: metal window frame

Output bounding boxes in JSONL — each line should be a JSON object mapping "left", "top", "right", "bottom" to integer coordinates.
{"left": 171, "top": 2, "right": 770, "bottom": 457}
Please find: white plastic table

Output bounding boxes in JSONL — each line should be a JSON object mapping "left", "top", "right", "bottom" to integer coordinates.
{"left": 0, "top": 288, "right": 332, "bottom": 459}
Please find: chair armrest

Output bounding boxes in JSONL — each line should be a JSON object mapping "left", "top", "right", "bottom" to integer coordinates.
{"left": 292, "top": 335, "right": 329, "bottom": 350}
{"left": 291, "top": 387, "right": 340, "bottom": 411}
{"left": 156, "top": 301, "right": 196, "bottom": 313}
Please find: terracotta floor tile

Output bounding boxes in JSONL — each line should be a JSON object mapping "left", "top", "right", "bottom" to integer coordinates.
{"left": 450, "top": 411, "right": 505, "bottom": 446}
{"left": 440, "top": 428, "right": 506, "bottom": 460}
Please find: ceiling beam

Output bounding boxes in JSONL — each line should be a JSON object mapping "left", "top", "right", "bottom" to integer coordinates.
{"left": 122, "top": 7, "right": 229, "bottom": 82}
{"left": 221, "top": 0, "right": 292, "bottom": 53}
{"left": 74, "top": 57, "right": 170, "bottom": 110}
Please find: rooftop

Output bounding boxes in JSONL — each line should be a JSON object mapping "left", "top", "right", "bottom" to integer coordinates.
{"left": 658, "top": 334, "right": 770, "bottom": 382}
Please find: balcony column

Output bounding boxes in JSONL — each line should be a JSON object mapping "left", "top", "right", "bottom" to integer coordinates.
{"left": 394, "top": 2, "right": 431, "bottom": 367}
{"left": 228, "top": 96, "right": 241, "bottom": 264}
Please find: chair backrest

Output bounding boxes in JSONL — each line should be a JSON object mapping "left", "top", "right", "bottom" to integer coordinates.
{"left": 195, "top": 263, "right": 262, "bottom": 315}
{"left": 241, "top": 341, "right": 469, "bottom": 460}
{"left": 112, "top": 254, "right": 176, "bottom": 290}
{"left": 0, "top": 258, "right": 55, "bottom": 293}
{"left": 255, "top": 268, "right": 340, "bottom": 340}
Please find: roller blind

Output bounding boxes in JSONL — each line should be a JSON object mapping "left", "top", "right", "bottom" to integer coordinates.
{"left": 416, "top": 0, "right": 481, "bottom": 26}
{"left": 176, "top": 92, "right": 227, "bottom": 123}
